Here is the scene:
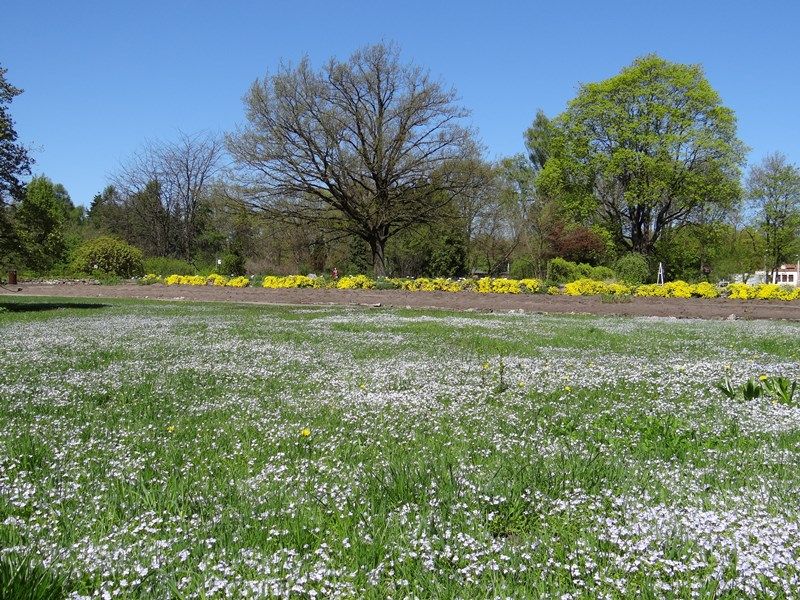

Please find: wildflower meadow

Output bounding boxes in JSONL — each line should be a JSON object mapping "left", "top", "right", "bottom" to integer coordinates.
{"left": 2, "top": 297, "right": 800, "bottom": 598}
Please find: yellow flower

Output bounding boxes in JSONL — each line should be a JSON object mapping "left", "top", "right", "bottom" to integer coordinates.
{"left": 517, "top": 381, "right": 525, "bottom": 388}
{"left": 482, "top": 362, "right": 490, "bottom": 370}
{"left": 759, "top": 375, "right": 768, "bottom": 382}
{"left": 300, "top": 427, "right": 311, "bottom": 437}
{"left": 166, "top": 425, "right": 175, "bottom": 433}
{"left": 564, "top": 386, "right": 572, "bottom": 392}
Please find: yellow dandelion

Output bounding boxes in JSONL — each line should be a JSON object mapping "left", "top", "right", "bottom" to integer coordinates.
{"left": 166, "top": 425, "right": 175, "bottom": 433}
{"left": 759, "top": 375, "right": 768, "bottom": 382}
{"left": 564, "top": 386, "right": 572, "bottom": 392}
{"left": 300, "top": 427, "right": 311, "bottom": 437}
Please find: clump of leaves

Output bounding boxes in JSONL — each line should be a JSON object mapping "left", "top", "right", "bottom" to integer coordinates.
{"left": 716, "top": 374, "right": 797, "bottom": 404}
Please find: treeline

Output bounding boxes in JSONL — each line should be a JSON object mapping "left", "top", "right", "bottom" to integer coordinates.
{"left": 2, "top": 47, "right": 799, "bottom": 283}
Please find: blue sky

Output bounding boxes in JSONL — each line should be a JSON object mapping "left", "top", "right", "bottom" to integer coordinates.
{"left": 3, "top": 0, "right": 799, "bottom": 206}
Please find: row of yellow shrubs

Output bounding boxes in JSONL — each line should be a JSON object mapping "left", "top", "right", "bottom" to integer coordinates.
{"left": 141, "top": 273, "right": 251, "bottom": 288}
{"left": 141, "top": 273, "right": 800, "bottom": 301}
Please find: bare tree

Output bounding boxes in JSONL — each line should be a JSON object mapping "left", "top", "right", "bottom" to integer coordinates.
{"left": 226, "top": 42, "right": 480, "bottom": 276}
{"left": 114, "top": 131, "right": 224, "bottom": 258}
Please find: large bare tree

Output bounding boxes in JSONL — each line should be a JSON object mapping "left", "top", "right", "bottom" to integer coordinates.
{"left": 114, "top": 131, "right": 224, "bottom": 258}
{"left": 226, "top": 43, "right": 479, "bottom": 276}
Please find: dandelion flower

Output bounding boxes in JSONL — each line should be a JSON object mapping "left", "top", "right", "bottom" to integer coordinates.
{"left": 300, "top": 427, "right": 311, "bottom": 437}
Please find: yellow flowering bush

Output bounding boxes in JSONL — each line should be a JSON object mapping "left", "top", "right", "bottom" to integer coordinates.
{"left": 336, "top": 275, "right": 375, "bottom": 290}
{"left": 226, "top": 276, "right": 250, "bottom": 288}
{"left": 144, "top": 271, "right": 800, "bottom": 301}
{"left": 635, "top": 281, "right": 719, "bottom": 299}
{"left": 164, "top": 274, "right": 207, "bottom": 286}
{"left": 262, "top": 275, "right": 316, "bottom": 289}
{"left": 725, "top": 283, "right": 800, "bottom": 301}
{"left": 692, "top": 282, "right": 720, "bottom": 299}
{"left": 518, "top": 279, "right": 541, "bottom": 293}
{"left": 476, "top": 277, "right": 528, "bottom": 294}
{"left": 206, "top": 274, "right": 229, "bottom": 286}
{"left": 726, "top": 283, "right": 757, "bottom": 300}
{"left": 393, "top": 277, "right": 466, "bottom": 292}
{"left": 564, "top": 278, "right": 632, "bottom": 297}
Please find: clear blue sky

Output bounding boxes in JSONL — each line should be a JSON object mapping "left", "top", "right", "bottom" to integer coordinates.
{"left": 3, "top": 0, "right": 799, "bottom": 206}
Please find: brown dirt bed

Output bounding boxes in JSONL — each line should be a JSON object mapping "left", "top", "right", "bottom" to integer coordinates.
{"left": 6, "top": 282, "right": 800, "bottom": 321}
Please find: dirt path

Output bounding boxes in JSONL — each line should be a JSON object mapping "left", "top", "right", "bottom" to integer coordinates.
{"left": 7, "top": 282, "right": 800, "bottom": 321}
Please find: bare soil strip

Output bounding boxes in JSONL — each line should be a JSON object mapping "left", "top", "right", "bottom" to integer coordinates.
{"left": 7, "top": 282, "right": 800, "bottom": 321}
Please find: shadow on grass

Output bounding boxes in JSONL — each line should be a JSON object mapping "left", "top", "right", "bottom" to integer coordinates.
{"left": 0, "top": 301, "right": 108, "bottom": 313}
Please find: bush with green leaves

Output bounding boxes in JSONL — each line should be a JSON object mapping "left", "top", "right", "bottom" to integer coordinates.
{"left": 143, "top": 257, "right": 196, "bottom": 276}
{"left": 509, "top": 257, "right": 537, "bottom": 279}
{"left": 70, "top": 237, "right": 144, "bottom": 278}
{"left": 546, "top": 257, "right": 580, "bottom": 283}
{"left": 589, "top": 265, "right": 616, "bottom": 281}
{"left": 219, "top": 252, "right": 246, "bottom": 276}
{"left": 615, "top": 253, "right": 650, "bottom": 284}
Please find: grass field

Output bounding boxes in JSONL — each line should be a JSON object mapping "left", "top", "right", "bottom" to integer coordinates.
{"left": 2, "top": 297, "right": 800, "bottom": 599}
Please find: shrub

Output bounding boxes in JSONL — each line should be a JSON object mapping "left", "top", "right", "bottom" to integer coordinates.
{"left": 219, "top": 252, "right": 246, "bottom": 276}
{"left": 546, "top": 257, "right": 581, "bottom": 284}
{"left": 509, "top": 257, "right": 536, "bottom": 279}
{"left": 564, "top": 278, "right": 632, "bottom": 297}
{"left": 70, "top": 237, "right": 144, "bottom": 278}
{"left": 589, "top": 266, "right": 616, "bottom": 281}
{"left": 262, "top": 275, "right": 316, "bottom": 289}
{"left": 226, "top": 276, "right": 251, "bottom": 288}
{"left": 337, "top": 274, "right": 375, "bottom": 290}
{"left": 615, "top": 253, "right": 650, "bottom": 284}
{"left": 374, "top": 278, "right": 401, "bottom": 290}
{"left": 143, "top": 257, "right": 195, "bottom": 276}
{"left": 726, "top": 283, "right": 800, "bottom": 301}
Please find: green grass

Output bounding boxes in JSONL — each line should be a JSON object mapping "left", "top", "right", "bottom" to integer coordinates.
{"left": 1, "top": 296, "right": 800, "bottom": 597}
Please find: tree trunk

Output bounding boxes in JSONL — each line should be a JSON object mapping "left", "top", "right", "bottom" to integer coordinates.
{"left": 370, "top": 238, "right": 387, "bottom": 277}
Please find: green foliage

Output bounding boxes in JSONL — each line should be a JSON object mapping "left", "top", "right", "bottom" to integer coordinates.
{"left": 747, "top": 153, "right": 800, "bottom": 276}
{"left": 0, "top": 65, "right": 33, "bottom": 205}
{"left": 15, "top": 176, "right": 69, "bottom": 271}
{"left": 427, "top": 234, "right": 468, "bottom": 278}
{"left": 70, "top": 237, "right": 144, "bottom": 278}
{"left": 546, "top": 257, "right": 614, "bottom": 283}
{"left": 591, "top": 266, "right": 616, "bottom": 281}
{"left": 387, "top": 224, "right": 467, "bottom": 278}
{"left": 219, "top": 251, "right": 246, "bottom": 276}
{"left": 0, "top": 554, "right": 69, "bottom": 600}
{"left": 143, "top": 257, "right": 196, "bottom": 276}
{"left": 509, "top": 257, "right": 536, "bottom": 279}
{"left": 538, "top": 54, "right": 746, "bottom": 255}
{"left": 716, "top": 374, "right": 797, "bottom": 405}
{"left": 615, "top": 253, "right": 650, "bottom": 284}
{"left": 546, "top": 257, "right": 580, "bottom": 283}
{"left": 373, "top": 278, "right": 401, "bottom": 290}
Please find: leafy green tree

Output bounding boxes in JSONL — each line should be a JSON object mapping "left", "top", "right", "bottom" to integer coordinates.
{"left": 0, "top": 66, "right": 32, "bottom": 205}
{"left": 537, "top": 54, "right": 746, "bottom": 256}
{"left": 0, "top": 65, "right": 34, "bottom": 268}
{"left": 747, "top": 153, "right": 800, "bottom": 279}
{"left": 15, "top": 176, "right": 69, "bottom": 271}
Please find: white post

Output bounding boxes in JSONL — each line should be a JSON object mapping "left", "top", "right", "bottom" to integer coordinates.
{"left": 657, "top": 262, "right": 665, "bottom": 285}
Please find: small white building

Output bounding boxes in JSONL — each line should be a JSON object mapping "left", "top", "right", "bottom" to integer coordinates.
{"left": 734, "top": 263, "right": 800, "bottom": 286}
